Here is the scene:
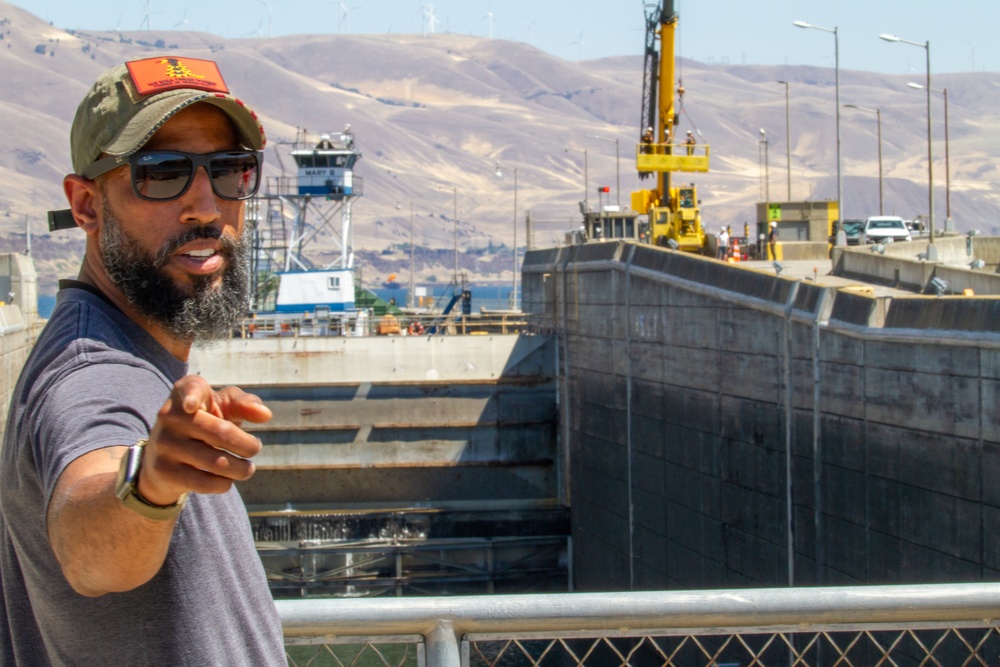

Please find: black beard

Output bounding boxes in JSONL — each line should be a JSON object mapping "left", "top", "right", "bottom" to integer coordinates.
{"left": 99, "top": 200, "right": 250, "bottom": 342}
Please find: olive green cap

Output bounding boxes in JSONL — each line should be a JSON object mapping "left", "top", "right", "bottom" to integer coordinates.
{"left": 69, "top": 56, "right": 266, "bottom": 174}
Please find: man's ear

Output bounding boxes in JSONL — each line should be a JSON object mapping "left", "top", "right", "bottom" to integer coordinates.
{"left": 63, "top": 174, "right": 101, "bottom": 235}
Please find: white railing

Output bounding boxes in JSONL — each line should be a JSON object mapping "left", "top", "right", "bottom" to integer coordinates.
{"left": 280, "top": 582, "right": 1000, "bottom": 666}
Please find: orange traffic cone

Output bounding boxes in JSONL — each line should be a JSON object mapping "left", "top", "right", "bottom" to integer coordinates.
{"left": 730, "top": 239, "right": 741, "bottom": 262}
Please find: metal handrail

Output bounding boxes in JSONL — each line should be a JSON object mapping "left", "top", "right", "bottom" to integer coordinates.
{"left": 280, "top": 583, "right": 1000, "bottom": 666}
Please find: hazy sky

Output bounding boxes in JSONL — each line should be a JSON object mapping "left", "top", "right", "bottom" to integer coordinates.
{"left": 8, "top": 0, "right": 997, "bottom": 74}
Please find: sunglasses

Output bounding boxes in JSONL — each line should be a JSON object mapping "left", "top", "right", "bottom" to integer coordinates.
{"left": 81, "top": 150, "right": 263, "bottom": 202}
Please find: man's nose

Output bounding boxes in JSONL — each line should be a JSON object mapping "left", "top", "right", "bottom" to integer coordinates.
{"left": 181, "top": 166, "right": 221, "bottom": 224}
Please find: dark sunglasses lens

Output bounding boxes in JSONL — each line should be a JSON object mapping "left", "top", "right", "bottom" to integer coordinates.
{"left": 133, "top": 153, "right": 193, "bottom": 200}
{"left": 209, "top": 153, "right": 260, "bottom": 200}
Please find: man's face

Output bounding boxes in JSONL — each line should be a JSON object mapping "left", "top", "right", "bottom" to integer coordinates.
{"left": 99, "top": 198, "right": 250, "bottom": 341}
{"left": 95, "top": 104, "right": 251, "bottom": 341}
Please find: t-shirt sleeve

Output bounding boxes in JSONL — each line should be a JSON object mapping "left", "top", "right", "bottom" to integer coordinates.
{"left": 32, "top": 357, "right": 172, "bottom": 505}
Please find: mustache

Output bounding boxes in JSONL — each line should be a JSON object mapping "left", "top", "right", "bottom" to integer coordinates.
{"left": 154, "top": 226, "right": 239, "bottom": 267}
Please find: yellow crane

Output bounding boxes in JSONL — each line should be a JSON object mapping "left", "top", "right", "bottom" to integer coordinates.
{"left": 631, "top": 0, "right": 713, "bottom": 254}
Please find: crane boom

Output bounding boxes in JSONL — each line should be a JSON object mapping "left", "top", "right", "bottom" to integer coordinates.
{"left": 632, "top": 0, "right": 712, "bottom": 254}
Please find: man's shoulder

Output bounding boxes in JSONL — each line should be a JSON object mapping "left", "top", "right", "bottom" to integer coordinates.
{"left": 55, "top": 287, "right": 176, "bottom": 355}
{"left": 28, "top": 288, "right": 185, "bottom": 389}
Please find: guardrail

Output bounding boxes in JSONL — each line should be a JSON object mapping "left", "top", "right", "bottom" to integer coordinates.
{"left": 239, "top": 311, "right": 528, "bottom": 338}
{"left": 280, "top": 583, "right": 1000, "bottom": 666}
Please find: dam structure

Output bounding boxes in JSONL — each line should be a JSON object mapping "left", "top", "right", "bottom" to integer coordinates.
{"left": 3, "top": 236, "right": 1000, "bottom": 595}
{"left": 188, "top": 333, "right": 566, "bottom": 597}
{"left": 522, "top": 238, "right": 1000, "bottom": 590}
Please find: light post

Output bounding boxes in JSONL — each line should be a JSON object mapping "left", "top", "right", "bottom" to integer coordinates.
{"left": 495, "top": 161, "right": 519, "bottom": 309}
{"left": 440, "top": 186, "right": 459, "bottom": 282}
{"left": 794, "top": 21, "right": 842, "bottom": 238}
{"left": 408, "top": 201, "right": 415, "bottom": 309}
{"left": 844, "top": 104, "right": 884, "bottom": 215}
{"left": 759, "top": 128, "right": 770, "bottom": 203}
{"left": 586, "top": 134, "right": 620, "bottom": 208}
{"left": 881, "top": 33, "right": 935, "bottom": 259}
{"left": 757, "top": 128, "right": 777, "bottom": 245}
{"left": 453, "top": 187, "right": 459, "bottom": 279}
{"left": 908, "top": 81, "right": 951, "bottom": 230}
{"left": 564, "top": 146, "right": 589, "bottom": 211}
{"left": 776, "top": 80, "right": 792, "bottom": 201}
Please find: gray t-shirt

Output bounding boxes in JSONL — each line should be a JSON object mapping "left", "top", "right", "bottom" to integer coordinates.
{"left": 0, "top": 284, "right": 286, "bottom": 666}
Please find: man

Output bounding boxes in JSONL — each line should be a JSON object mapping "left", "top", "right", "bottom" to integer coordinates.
{"left": 768, "top": 220, "right": 779, "bottom": 260}
{"left": 640, "top": 126, "right": 654, "bottom": 154}
{"left": 0, "top": 57, "right": 286, "bottom": 665}
{"left": 717, "top": 226, "right": 729, "bottom": 260}
{"left": 685, "top": 130, "right": 696, "bottom": 156}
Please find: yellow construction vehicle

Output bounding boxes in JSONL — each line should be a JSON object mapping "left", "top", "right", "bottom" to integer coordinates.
{"left": 632, "top": 1, "right": 713, "bottom": 254}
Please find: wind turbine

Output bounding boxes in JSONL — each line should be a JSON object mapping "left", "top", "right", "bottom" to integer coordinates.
{"left": 173, "top": 6, "right": 191, "bottom": 31}
{"left": 242, "top": 18, "right": 264, "bottom": 38}
{"left": 139, "top": 0, "right": 153, "bottom": 30}
{"left": 258, "top": 0, "right": 272, "bottom": 38}
{"left": 481, "top": 2, "right": 494, "bottom": 39}
{"left": 419, "top": 3, "right": 439, "bottom": 37}
{"left": 569, "top": 32, "right": 586, "bottom": 60}
{"left": 525, "top": 19, "right": 537, "bottom": 46}
{"left": 425, "top": 5, "right": 441, "bottom": 35}
{"left": 336, "top": 1, "right": 361, "bottom": 34}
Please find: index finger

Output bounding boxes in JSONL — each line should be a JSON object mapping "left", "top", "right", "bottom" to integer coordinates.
{"left": 214, "top": 386, "right": 272, "bottom": 424}
{"left": 172, "top": 375, "right": 224, "bottom": 419}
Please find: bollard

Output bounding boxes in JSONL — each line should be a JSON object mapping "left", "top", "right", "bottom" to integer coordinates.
{"left": 425, "top": 620, "right": 461, "bottom": 667}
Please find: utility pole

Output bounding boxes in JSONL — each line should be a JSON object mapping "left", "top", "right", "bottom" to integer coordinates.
{"left": 408, "top": 202, "right": 415, "bottom": 309}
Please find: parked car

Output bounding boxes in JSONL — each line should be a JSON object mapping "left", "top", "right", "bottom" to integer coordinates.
{"left": 863, "top": 216, "right": 912, "bottom": 244}
{"left": 841, "top": 219, "right": 864, "bottom": 245}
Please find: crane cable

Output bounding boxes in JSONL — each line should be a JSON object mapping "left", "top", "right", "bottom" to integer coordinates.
{"left": 674, "top": 0, "right": 706, "bottom": 144}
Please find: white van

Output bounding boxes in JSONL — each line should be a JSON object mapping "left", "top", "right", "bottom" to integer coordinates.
{"left": 863, "top": 216, "right": 912, "bottom": 244}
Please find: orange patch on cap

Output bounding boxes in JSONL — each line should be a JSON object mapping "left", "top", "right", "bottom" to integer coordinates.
{"left": 126, "top": 57, "right": 230, "bottom": 96}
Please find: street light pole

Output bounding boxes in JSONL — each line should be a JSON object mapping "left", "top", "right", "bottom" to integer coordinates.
{"left": 586, "top": 134, "right": 621, "bottom": 208}
{"left": 777, "top": 81, "right": 792, "bottom": 201}
{"left": 909, "top": 82, "right": 950, "bottom": 229}
{"left": 844, "top": 104, "right": 884, "bottom": 215}
{"left": 759, "top": 128, "right": 770, "bottom": 203}
{"left": 794, "top": 21, "right": 841, "bottom": 233}
{"left": 452, "top": 186, "right": 459, "bottom": 280}
{"left": 882, "top": 33, "right": 935, "bottom": 258}
{"left": 495, "top": 161, "right": 519, "bottom": 309}
{"left": 408, "top": 201, "right": 415, "bottom": 309}
{"left": 438, "top": 185, "right": 460, "bottom": 284}
{"left": 564, "top": 147, "right": 589, "bottom": 210}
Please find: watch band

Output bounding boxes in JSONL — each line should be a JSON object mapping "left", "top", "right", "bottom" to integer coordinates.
{"left": 115, "top": 439, "right": 188, "bottom": 521}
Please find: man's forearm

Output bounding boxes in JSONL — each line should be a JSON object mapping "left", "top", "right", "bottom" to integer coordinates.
{"left": 47, "top": 447, "right": 177, "bottom": 597}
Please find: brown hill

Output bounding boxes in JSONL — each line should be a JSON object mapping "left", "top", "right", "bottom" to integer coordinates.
{"left": 1, "top": 0, "right": 998, "bottom": 290}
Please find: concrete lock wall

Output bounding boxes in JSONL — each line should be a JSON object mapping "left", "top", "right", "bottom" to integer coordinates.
{"left": 523, "top": 241, "right": 1000, "bottom": 591}
{"left": 0, "top": 254, "right": 41, "bottom": 447}
{"left": 188, "top": 334, "right": 560, "bottom": 510}
{"left": 833, "top": 236, "right": 1000, "bottom": 296}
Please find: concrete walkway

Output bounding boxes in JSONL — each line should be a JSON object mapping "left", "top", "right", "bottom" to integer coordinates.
{"left": 735, "top": 258, "right": 917, "bottom": 297}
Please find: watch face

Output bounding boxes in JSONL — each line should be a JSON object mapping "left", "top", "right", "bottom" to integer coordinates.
{"left": 114, "top": 440, "right": 188, "bottom": 520}
{"left": 115, "top": 443, "right": 143, "bottom": 501}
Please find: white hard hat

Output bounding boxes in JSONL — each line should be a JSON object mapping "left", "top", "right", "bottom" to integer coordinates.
{"left": 770, "top": 221, "right": 777, "bottom": 227}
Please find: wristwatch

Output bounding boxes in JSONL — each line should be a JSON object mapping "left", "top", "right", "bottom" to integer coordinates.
{"left": 115, "top": 439, "right": 188, "bottom": 521}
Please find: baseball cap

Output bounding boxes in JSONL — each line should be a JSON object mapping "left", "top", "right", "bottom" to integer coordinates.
{"left": 49, "top": 56, "right": 266, "bottom": 231}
